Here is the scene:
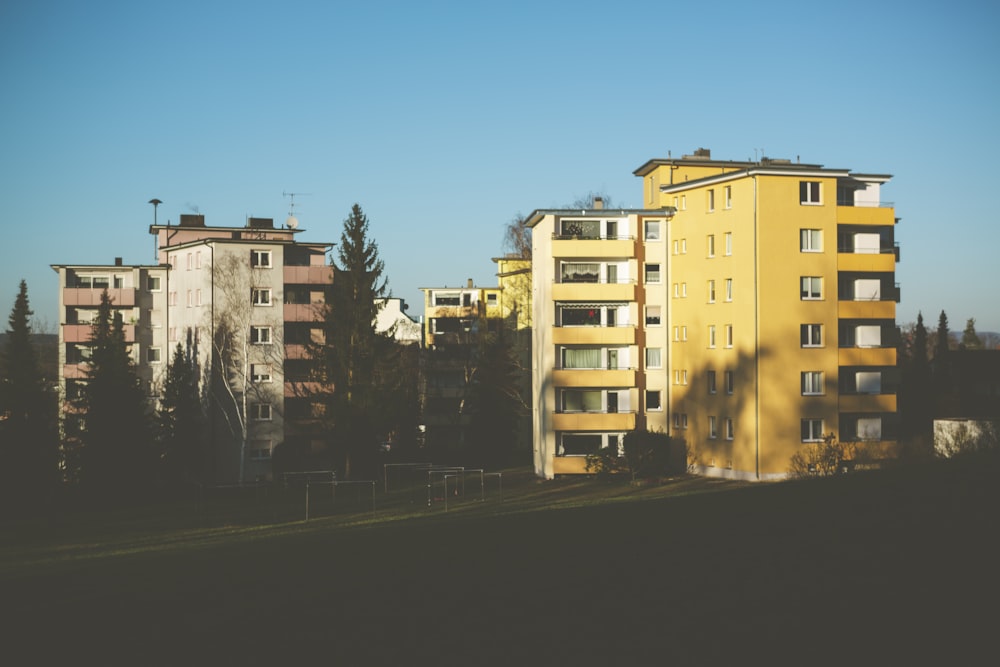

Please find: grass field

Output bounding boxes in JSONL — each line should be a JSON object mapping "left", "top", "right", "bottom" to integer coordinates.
{"left": 2, "top": 457, "right": 998, "bottom": 665}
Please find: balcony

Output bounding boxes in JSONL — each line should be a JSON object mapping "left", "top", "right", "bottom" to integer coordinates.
{"left": 552, "top": 281, "right": 636, "bottom": 302}
{"left": 839, "top": 393, "right": 897, "bottom": 413}
{"left": 283, "top": 265, "right": 333, "bottom": 285}
{"left": 63, "top": 363, "right": 88, "bottom": 379}
{"left": 552, "top": 411, "right": 635, "bottom": 431}
{"left": 838, "top": 300, "right": 895, "bottom": 320}
{"left": 552, "top": 326, "right": 635, "bottom": 346}
{"left": 838, "top": 248, "right": 897, "bottom": 272}
{"left": 63, "top": 323, "right": 135, "bottom": 343}
{"left": 553, "top": 457, "right": 591, "bottom": 474}
{"left": 63, "top": 288, "right": 136, "bottom": 307}
{"left": 284, "top": 381, "right": 330, "bottom": 398}
{"left": 551, "top": 236, "right": 635, "bottom": 259}
{"left": 284, "top": 303, "right": 322, "bottom": 322}
{"left": 552, "top": 368, "right": 636, "bottom": 387}
{"left": 836, "top": 205, "right": 896, "bottom": 226}
{"left": 839, "top": 347, "right": 896, "bottom": 367}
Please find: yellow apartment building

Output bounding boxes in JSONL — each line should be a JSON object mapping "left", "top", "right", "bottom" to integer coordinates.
{"left": 634, "top": 148, "right": 899, "bottom": 479}
{"left": 527, "top": 204, "right": 676, "bottom": 477}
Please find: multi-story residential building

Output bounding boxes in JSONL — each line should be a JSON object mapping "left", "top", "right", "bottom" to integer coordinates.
{"left": 418, "top": 280, "right": 505, "bottom": 452}
{"left": 54, "top": 213, "right": 335, "bottom": 483}
{"left": 527, "top": 204, "right": 676, "bottom": 477}
{"left": 529, "top": 149, "right": 900, "bottom": 480}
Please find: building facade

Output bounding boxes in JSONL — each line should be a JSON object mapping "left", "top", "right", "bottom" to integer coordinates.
{"left": 530, "top": 149, "right": 900, "bottom": 480}
{"left": 55, "top": 213, "right": 335, "bottom": 483}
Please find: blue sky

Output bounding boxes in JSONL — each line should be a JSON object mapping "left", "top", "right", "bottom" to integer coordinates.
{"left": 2, "top": 0, "right": 999, "bottom": 333}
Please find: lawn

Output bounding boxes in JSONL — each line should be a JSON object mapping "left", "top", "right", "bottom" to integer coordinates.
{"left": 2, "top": 458, "right": 997, "bottom": 665}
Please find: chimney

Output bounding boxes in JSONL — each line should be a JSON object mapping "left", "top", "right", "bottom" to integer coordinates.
{"left": 179, "top": 214, "right": 206, "bottom": 227}
{"left": 467, "top": 278, "right": 473, "bottom": 288}
{"left": 593, "top": 196, "right": 604, "bottom": 210}
{"left": 114, "top": 257, "right": 123, "bottom": 266}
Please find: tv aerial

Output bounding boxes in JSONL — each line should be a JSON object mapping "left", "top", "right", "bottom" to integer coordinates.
{"left": 282, "top": 191, "right": 311, "bottom": 229}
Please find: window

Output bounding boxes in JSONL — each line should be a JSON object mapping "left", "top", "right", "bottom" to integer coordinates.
{"left": 707, "top": 234, "right": 715, "bottom": 257}
{"left": 800, "top": 229, "right": 822, "bottom": 252}
{"left": 486, "top": 293, "right": 497, "bottom": 305}
{"left": 708, "top": 325, "right": 716, "bottom": 348}
{"left": 147, "top": 347, "right": 161, "bottom": 363}
{"left": 196, "top": 289, "right": 202, "bottom": 306}
{"left": 674, "top": 370, "right": 681, "bottom": 385}
{"left": 708, "top": 280, "right": 716, "bottom": 303}
{"left": 724, "top": 232, "right": 732, "bottom": 255}
{"left": 168, "top": 326, "right": 177, "bottom": 342}
{"left": 681, "top": 283, "right": 687, "bottom": 297}
{"left": 251, "top": 363, "right": 272, "bottom": 383}
{"left": 801, "top": 324, "right": 823, "bottom": 347}
{"left": 187, "top": 290, "right": 193, "bottom": 307}
{"left": 856, "top": 371, "right": 882, "bottom": 394}
{"left": 673, "top": 413, "right": 681, "bottom": 429}
{"left": 646, "top": 390, "right": 662, "bottom": 411}
{"left": 147, "top": 275, "right": 161, "bottom": 291}
{"left": 709, "top": 416, "right": 718, "bottom": 439}
{"left": 250, "top": 326, "right": 272, "bottom": 344}
{"left": 186, "top": 253, "right": 193, "bottom": 270}
{"left": 800, "top": 181, "right": 822, "bottom": 204}
{"left": 682, "top": 413, "right": 688, "bottom": 429}
{"left": 561, "top": 263, "right": 600, "bottom": 283}
{"left": 801, "top": 419, "right": 824, "bottom": 442}
{"left": 725, "top": 325, "right": 733, "bottom": 348}
{"left": 562, "top": 390, "right": 603, "bottom": 413}
{"left": 724, "top": 418, "right": 734, "bottom": 440}
{"left": 673, "top": 326, "right": 680, "bottom": 341}
{"left": 681, "top": 239, "right": 687, "bottom": 254}
{"left": 252, "top": 288, "right": 272, "bottom": 306}
{"left": 725, "top": 186, "right": 732, "bottom": 209}
{"left": 856, "top": 417, "right": 882, "bottom": 441}
{"left": 673, "top": 240, "right": 679, "bottom": 255}
{"left": 196, "top": 251, "right": 203, "bottom": 269}
{"left": 725, "top": 370, "right": 734, "bottom": 394}
{"left": 562, "top": 348, "right": 602, "bottom": 369}
{"left": 169, "top": 291, "right": 177, "bottom": 306}
{"left": 645, "top": 220, "right": 661, "bottom": 241}
{"left": 725, "top": 278, "right": 733, "bottom": 302}
{"left": 251, "top": 403, "right": 272, "bottom": 421}
{"left": 707, "top": 189, "right": 715, "bottom": 212}
{"left": 250, "top": 441, "right": 272, "bottom": 461}
{"left": 682, "top": 370, "right": 688, "bottom": 385}
{"left": 560, "top": 219, "right": 600, "bottom": 239}
{"left": 646, "top": 347, "right": 662, "bottom": 369}
{"left": 673, "top": 283, "right": 680, "bottom": 298}
{"left": 645, "top": 263, "right": 661, "bottom": 284}
{"left": 559, "top": 434, "right": 602, "bottom": 456}
{"left": 801, "top": 277, "right": 822, "bottom": 300}
{"left": 250, "top": 249, "right": 272, "bottom": 268}
{"left": 560, "top": 307, "right": 603, "bottom": 327}
{"left": 707, "top": 370, "right": 717, "bottom": 394}
{"left": 681, "top": 195, "right": 687, "bottom": 210}
{"left": 682, "top": 326, "right": 688, "bottom": 341}
{"left": 802, "top": 371, "right": 824, "bottom": 395}
{"left": 645, "top": 305, "right": 661, "bottom": 326}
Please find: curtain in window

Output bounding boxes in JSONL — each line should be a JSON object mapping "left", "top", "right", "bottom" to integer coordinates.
{"left": 563, "top": 390, "right": 602, "bottom": 412}
{"left": 563, "top": 348, "right": 601, "bottom": 369}
{"left": 857, "top": 417, "right": 882, "bottom": 441}
{"left": 856, "top": 372, "right": 882, "bottom": 394}
{"left": 854, "top": 279, "right": 881, "bottom": 301}
{"left": 646, "top": 348, "right": 661, "bottom": 368}
{"left": 856, "top": 325, "right": 881, "bottom": 347}
{"left": 561, "top": 263, "right": 600, "bottom": 283}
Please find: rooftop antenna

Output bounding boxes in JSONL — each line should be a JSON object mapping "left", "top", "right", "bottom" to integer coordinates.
{"left": 282, "top": 191, "right": 311, "bottom": 229}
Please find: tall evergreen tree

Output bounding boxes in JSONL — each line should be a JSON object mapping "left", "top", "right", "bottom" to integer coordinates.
{"left": 960, "top": 317, "right": 982, "bottom": 350}
{"left": 320, "top": 204, "right": 392, "bottom": 478}
{"left": 933, "top": 310, "right": 952, "bottom": 395}
{"left": 0, "top": 281, "right": 58, "bottom": 502}
{"left": 900, "top": 312, "right": 933, "bottom": 445}
{"left": 157, "top": 342, "right": 205, "bottom": 484}
{"left": 78, "top": 290, "right": 151, "bottom": 497}
{"left": 465, "top": 330, "right": 526, "bottom": 467}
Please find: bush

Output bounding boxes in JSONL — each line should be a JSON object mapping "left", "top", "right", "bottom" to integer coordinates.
{"left": 586, "top": 428, "right": 683, "bottom": 481}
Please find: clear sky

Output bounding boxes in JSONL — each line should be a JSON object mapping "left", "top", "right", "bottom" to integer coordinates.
{"left": 2, "top": 0, "right": 999, "bottom": 333}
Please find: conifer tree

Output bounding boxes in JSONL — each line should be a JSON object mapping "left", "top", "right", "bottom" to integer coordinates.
{"left": 960, "top": 318, "right": 982, "bottom": 350}
{"left": 933, "top": 310, "right": 952, "bottom": 395}
{"left": 0, "top": 281, "right": 58, "bottom": 500}
{"left": 78, "top": 290, "right": 151, "bottom": 497}
{"left": 158, "top": 342, "right": 205, "bottom": 483}
{"left": 320, "top": 204, "right": 392, "bottom": 478}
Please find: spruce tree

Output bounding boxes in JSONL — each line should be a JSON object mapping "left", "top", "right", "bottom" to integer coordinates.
{"left": 0, "top": 281, "right": 58, "bottom": 501}
{"left": 321, "top": 204, "right": 392, "bottom": 478}
{"left": 79, "top": 290, "right": 151, "bottom": 498}
{"left": 933, "top": 310, "right": 952, "bottom": 396}
{"left": 158, "top": 342, "right": 205, "bottom": 484}
{"left": 960, "top": 318, "right": 982, "bottom": 350}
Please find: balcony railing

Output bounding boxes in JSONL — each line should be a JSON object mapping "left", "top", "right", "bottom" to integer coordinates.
{"left": 836, "top": 200, "right": 894, "bottom": 208}
{"left": 552, "top": 233, "right": 635, "bottom": 241}
{"left": 837, "top": 243, "right": 900, "bottom": 261}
